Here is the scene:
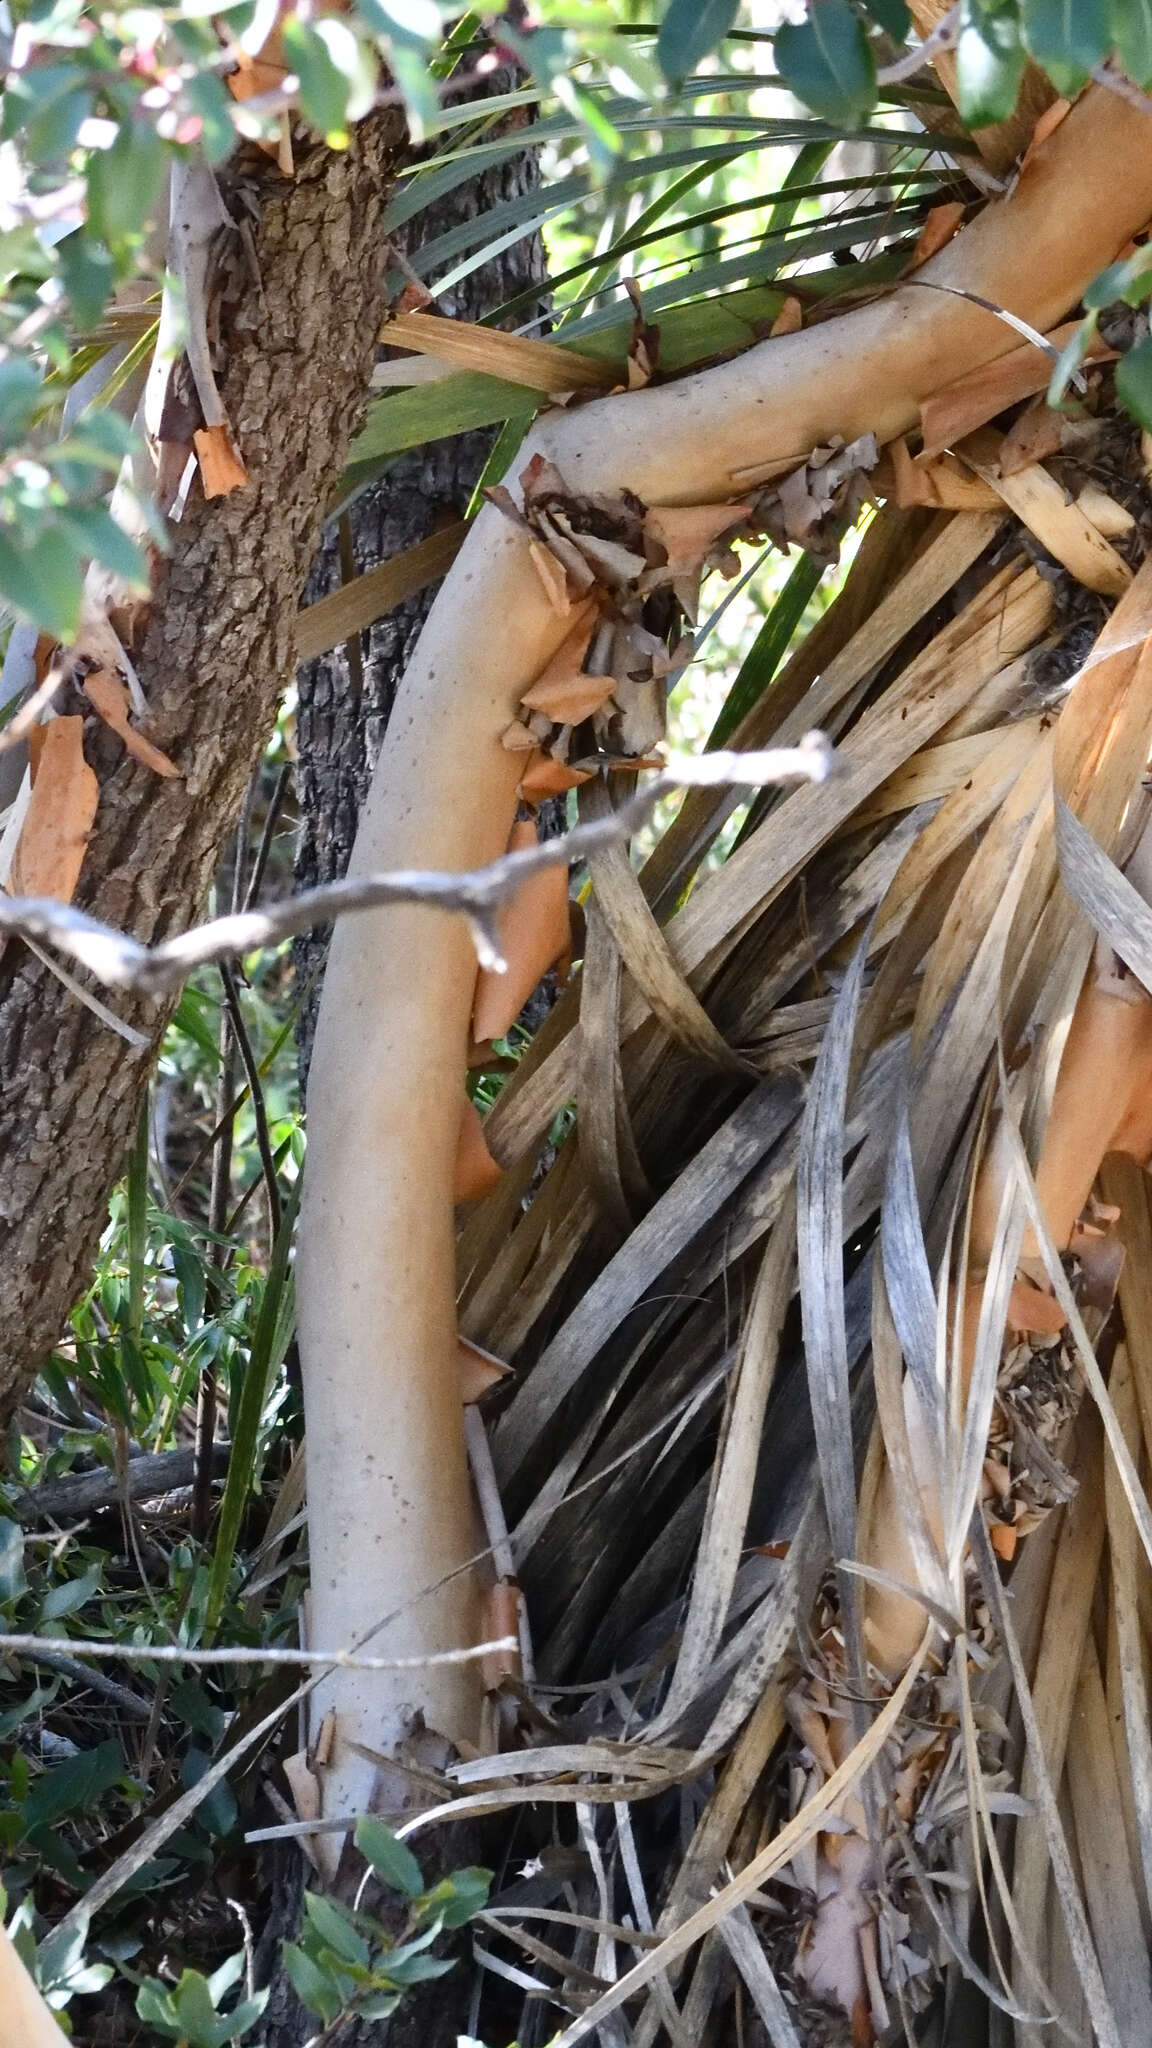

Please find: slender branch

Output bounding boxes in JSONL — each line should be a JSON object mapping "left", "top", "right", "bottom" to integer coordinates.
{"left": 0, "top": 740, "right": 832, "bottom": 995}
{"left": 0, "top": 1630, "right": 517, "bottom": 1672}
{"left": 876, "top": 6, "right": 958, "bottom": 87}
{"left": 220, "top": 963, "right": 283, "bottom": 1241}
{"left": 243, "top": 760, "right": 292, "bottom": 913}
{"left": 9, "top": 1442, "right": 229, "bottom": 1521}
{"left": 11, "top": 1645, "right": 153, "bottom": 1721}
{"left": 1090, "top": 64, "right": 1152, "bottom": 116}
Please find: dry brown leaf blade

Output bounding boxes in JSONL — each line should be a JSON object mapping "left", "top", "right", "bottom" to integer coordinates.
{"left": 997, "top": 398, "right": 1067, "bottom": 474}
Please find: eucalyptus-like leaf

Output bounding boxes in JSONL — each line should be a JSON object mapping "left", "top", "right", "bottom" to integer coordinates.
{"left": 1116, "top": 333, "right": 1152, "bottom": 432}
{"left": 775, "top": 0, "right": 878, "bottom": 122}
{"left": 355, "top": 1814, "right": 424, "bottom": 1896}
{"left": 1110, "top": 0, "right": 1152, "bottom": 83}
{"left": 955, "top": 0, "right": 1026, "bottom": 127}
{"left": 1021, "top": 0, "right": 1110, "bottom": 93}
{"left": 657, "top": 0, "right": 741, "bottom": 84}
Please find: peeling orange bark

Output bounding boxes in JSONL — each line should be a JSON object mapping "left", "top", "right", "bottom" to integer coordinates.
{"left": 297, "top": 87, "right": 1152, "bottom": 1852}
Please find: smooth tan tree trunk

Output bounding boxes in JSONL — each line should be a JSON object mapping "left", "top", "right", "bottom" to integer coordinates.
{"left": 298, "top": 87, "right": 1152, "bottom": 1843}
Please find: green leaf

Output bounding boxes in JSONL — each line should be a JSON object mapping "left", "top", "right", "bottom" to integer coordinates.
{"left": 86, "top": 118, "right": 164, "bottom": 246}
{"left": 0, "top": 1681, "right": 59, "bottom": 1742}
{"left": 216, "top": 1993, "right": 269, "bottom": 2041}
{"left": 2, "top": 65, "right": 90, "bottom": 161}
{"left": 34, "top": 1915, "right": 89, "bottom": 1994}
{"left": 58, "top": 1961, "right": 114, "bottom": 1999}
{"left": 40, "top": 1557, "right": 102, "bottom": 1621}
{"left": 57, "top": 230, "right": 114, "bottom": 329}
{"left": 551, "top": 77, "right": 622, "bottom": 171}
{"left": 355, "top": 1815, "right": 424, "bottom": 1896}
{"left": 170, "top": 1676, "right": 225, "bottom": 1742}
{"left": 1021, "top": 0, "right": 1109, "bottom": 93}
{"left": 1084, "top": 247, "right": 1152, "bottom": 310}
{"left": 24, "top": 1739, "right": 125, "bottom": 1829}
{"left": 387, "top": 40, "right": 443, "bottom": 138}
{"left": 415, "top": 1866, "right": 491, "bottom": 1929}
{"left": 863, "top": 0, "right": 911, "bottom": 33}
{"left": 281, "top": 16, "right": 357, "bottom": 144}
{"left": 0, "top": 1517, "right": 26, "bottom": 1605}
{"left": 657, "top": 0, "right": 740, "bottom": 83}
{"left": 355, "top": 1989, "right": 402, "bottom": 2019}
{"left": 183, "top": 71, "right": 237, "bottom": 162}
{"left": 775, "top": 0, "right": 878, "bottom": 122}
{"left": 204, "top": 1950, "right": 245, "bottom": 2006}
{"left": 303, "top": 1891, "right": 372, "bottom": 1967}
{"left": 708, "top": 552, "right": 826, "bottom": 749}
{"left": 1116, "top": 334, "right": 1152, "bottom": 432}
{"left": 0, "top": 359, "right": 43, "bottom": 440}
{"left": 955, "top": 0, "right": 1026, "bottom": 125}
{"left": 56, "top": 505, "right": 149, "bottom": 593}
{"left": 377, "top": 1948, "right": 454, "bottom": 1987}
{"left": 172, "top": 1969, "right": 224, "bottom": 2044}
{"left": 1046, "top": 310, "right": 1097, "bottom": 407}
{"left": 281, "top": 1942, "right": 344, "bottom": 2024}
{"left": 136, "top": 1980, "right": 182, "bottom": 2037}
{"left": 0, "top": 520, "right": 60, "bottom": 624}
{"left": 205, "top": 1175, "right": 300, "bottom": 1634}
{"left": 1112, "top": 0, "right": 1152, "bottom": 82}
{"left": 169, "top": 987, "right": 224, "bottom": 1065}
{"left": 180, "top": 1747, "right": 238, "bottom": 1838}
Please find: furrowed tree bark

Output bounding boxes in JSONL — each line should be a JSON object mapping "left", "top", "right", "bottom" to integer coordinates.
{"left": 0, "top": 117, "right": 402, "bottom": 1421}
{"left": 298, "top": 85, "right": 1152, "bottom": 1845}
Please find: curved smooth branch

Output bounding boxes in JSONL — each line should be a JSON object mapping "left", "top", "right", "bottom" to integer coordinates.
{"left": 297, "top": 86, "right": 1152, "bottom": 1855}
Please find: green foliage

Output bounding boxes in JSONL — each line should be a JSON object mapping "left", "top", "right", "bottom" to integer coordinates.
{"left": 775, "top": 1, "right": 877, "bottom": 123}
{"left": 283, "top": 1843, "right": 490, "bottom": 2031}
{"left": 135, "top": 1955, "right": 269, "bottom": 2045}
{"left": 955, "top": 2, "right": 1027, "bottom": 126}
{"left": 1048, "top": 241, "right": 1152, "bottom": 421}
{"left": 657, "top": 0, "right": 741, "bottom": 86}
{"left": 769, "top": 0, "right": 1149, "bottom": 123}
{"left": 1112, "top": 0, "right": 1152, "bottom": 83}
{"left": 1020, "top": 0, "right": 1110, "bottom": 93}
{"left": 1115, "top": 334, "right": 1152, "bottom": 432}
{"left": 356, "top": 1813, "right": 425, "bottom": 1895}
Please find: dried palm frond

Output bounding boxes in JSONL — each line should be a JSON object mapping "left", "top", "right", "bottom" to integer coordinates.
{"left": 441, "top": 387, "right": 1152, "bottom": 2047}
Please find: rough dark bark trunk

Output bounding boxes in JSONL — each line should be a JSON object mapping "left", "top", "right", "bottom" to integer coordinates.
{"left": 0, "top": 117, "right": 402, "bottom": 1421}
{"left": 293, "top": 108, "right": 549, "bottom": 1082}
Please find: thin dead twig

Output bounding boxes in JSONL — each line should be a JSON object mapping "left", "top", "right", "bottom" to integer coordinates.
{"left": 0, "top": 1630, "right": 517, "bottom": 1674}
{"left": 876, "top": 6, "right": 958, "bottom": 87}
{"left": 0, "top": 739, "right": 833, "bottom": 994}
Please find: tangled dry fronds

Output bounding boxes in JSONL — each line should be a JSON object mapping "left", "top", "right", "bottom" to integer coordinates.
{"left": 389, "top": 374, "right": 1152, "bottom": 2046}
